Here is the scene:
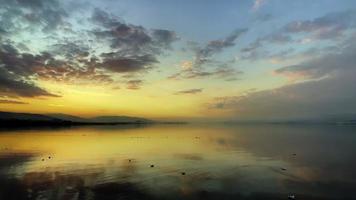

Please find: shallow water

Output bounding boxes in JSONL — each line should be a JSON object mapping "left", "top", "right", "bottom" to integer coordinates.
{"left": 0, "top": 124, "right": 355, "bottom": 200}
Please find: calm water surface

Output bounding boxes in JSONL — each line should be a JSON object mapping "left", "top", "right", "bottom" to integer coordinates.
{"left": 0, "top": 124, "right": 355, "bottom": 200}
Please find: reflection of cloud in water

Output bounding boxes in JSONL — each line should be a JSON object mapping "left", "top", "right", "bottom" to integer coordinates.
{"left": 0, "top": 152, "right": 36, "bottom": 171}
{"left": 174, "top": 154, "right": 204, "bottom": 161}
{"left": 0, "top": 124, "right": 356, "bottom": 199}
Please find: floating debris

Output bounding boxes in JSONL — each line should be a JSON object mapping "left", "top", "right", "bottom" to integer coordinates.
{"left": 41, "top": 159, "right": 45, "bottom": 161}
{"left": 288, "top": 194, "right": 296, "bottom": 199}
{"left": 181, "top": 172, "right": 186, "bottom": 175}
{"left": 281, "top": 168, "right": 287, "bottom": 171}
{"left": 292, "top": 153, "right": 297, "bottom": 156}
{"left": 150, "top": 165, "right": 155, "bottom": 168}
{"left": 128, "top": 159, "right": 132, "bottom": 162}
{"left": 48, "top": 156, "right": 51, "bottom": 159}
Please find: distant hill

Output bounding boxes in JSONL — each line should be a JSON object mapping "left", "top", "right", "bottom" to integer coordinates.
{"left": 0, "top": 111, "right": 153, "bottom": 127}
{"left": 89, "top": 116, "right": 152, "bottom": 123}
{"left": 48, "top": 114, "right": 152, "bottom": 123}
{"left": 47, "top": 114, "right": 90, "bottom": 122}
{"left": 0, "top": 111, "right": 70, "bottom": 127}
{"left": 0, "top": 111, "right": 64, "bottom": 122}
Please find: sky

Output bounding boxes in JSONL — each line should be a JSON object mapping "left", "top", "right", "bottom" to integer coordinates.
{"left": 1, "top": 0, "right": 356, "bottom": 121}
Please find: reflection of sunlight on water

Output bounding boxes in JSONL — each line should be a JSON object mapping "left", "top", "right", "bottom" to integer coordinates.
{"left": 1, "top": 124, "right": 356, "bottom": 199}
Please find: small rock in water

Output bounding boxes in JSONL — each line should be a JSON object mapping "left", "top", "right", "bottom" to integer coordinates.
{"left": 48, "top": 156, "right": 51, "bottom": 159}
{"left": 292, "top": 153, "right": 297, "bottom": 156}
{"left": 150, "top": 165, "right": 154, "bottom": 168}
{"left": 281, "top": 168, "right": 287, "bottom": 171}
{"left": 181, "top": 172, "right": 186, "bottom": 175}
{"left": 288, "top": 194, "right": 296, "bottom": 199}
{"left": 41, "top": 159, "right": 45, "bottom": 161}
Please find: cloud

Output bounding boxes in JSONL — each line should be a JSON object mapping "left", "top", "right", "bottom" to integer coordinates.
{"left": 36, "top": 64, "right": 114, "bottom": 85}
{"left": 210, "top": 71, "right": 356, "bottom": 120}
{"left": 50, "top": 42, "right": 90, "bottom": 60}
{"left": 241, "top": 10, "right": 356, "bottom": 61}
{"left": 169, "top": 30, "right": 246, "bottom": 81}
{"left": 91, "top": 8, "right": 178, "bottom": 73}
{"left": 274, "top": 35, "right": 356, "bottom": 80}
{"left": 0, "top": 1, "right": 178, "bottom": 98}
{"left": 283, "top": 10, "right": 356, "bottom": 40}
{"left": 152, "top": 29, "right": 179, "bottom": 49}
{"left": 90, "top": 9, "right": 176, "bottom": 84}
{"left": 0, "top": 0, "right": 68, "bottom": 32}
{"left": 0, "top": 67, "right": 58, "bottom": 98}
{"left": 175, "top": 88, "right": 203, "bottom": 95}
{"left": 240, "top": 33, "right": 293, "bottom": 60}
{"left": 208, "top": 96, "right": 242, "bottom": 110}
{"left": 99, "top": 54, "right": 157, "bottom": 73}
{"left": 0, "top": 44, "right": 59, "bottom": 97}
{"left": 168, "top": 66, "right": 243, "bottom": 81}
{"left": 126, "top": 80, "right": 143, "bottom": 90}
{"left": 209, "top": 34, "right": 356, "bottom": 120}
{"left": 252, "top": 0, "right": 267, "bottom": 11}
{"left": 194, "top": 29, "right": 247, "bottom": 67}
{"left": 0, "top": 44, "right": 50, "bottom": 77}
{"left": 0, "top": 99, "right": 28, "bottom": 104}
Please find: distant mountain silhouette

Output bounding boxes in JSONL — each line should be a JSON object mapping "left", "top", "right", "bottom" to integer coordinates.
{"left": 48, "top": 114, "right": 152, "bottom": 123}
{"left": 89, "top": 116, "right": 151, "bottom": 123}
{"left": 47, "top": 113, "right": 87, "bottom": 122}
{"left": 0, "top": 111, "right": 61, "bottom": 121}
{"left": 0, "top": 111, "right": 153, "bottom": 128}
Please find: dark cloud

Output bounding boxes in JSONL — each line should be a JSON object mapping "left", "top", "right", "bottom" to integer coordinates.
{"left": 91, "top": 8, "right": 122, "bottom": 28}
{"left": 100, "top": 54, "right": 157, "bottom": 73}
{"left": 209, "top": 70, "right": 356, "bottom": 120}
{"left": 0, "top": 3, "right": 178, "bottom": 97}
{"left": 51, "top": 42, "right": 90, "bottom": 60}
{"left": 169, "top": 66, "right": 243, "bottom": 81}
{"left": 0, "top": 67, "right": 58, "bottom": 98}
{"left": 240, "top": 33, "right": 292, "bottom": 60}
{"left": 210, "top": 34, "right": 356, "bottom": 120}
{"left": 0, "top": 44, "right": 59, "bottom": 97}
{"left": 283, "top": 10, "right": 356, "bottom": 40}
{"left": 194, "top": 29, "right": 247, "bottom": 67}
{"left": 91, "top": 9, "right": 179, "bottom": 52}
{"left": 91, "top": 8, "right": 178, "bottom": 74}
{"left": 275, "top": 36, "right": 356, "bottom": 79}
{"left": 169, "top": 30, "right": 246, "bottom": 81}
{"left": 15, "top": 0, "right": 56, "bottom": 9}
{"left": 241, "top": 10, "right": 356, "bottom": 61}
{"left": 0, "top": 0, "right": 69, "bottom": 32}
{"left": 0, "top": 42, "right": 112, "bottom": 97}
{"left": 152, "top": 29, "right": 179, "bottom": 49}
{"left": 0, "top": 99, "right": 28, "bottom": 104}
{"left": 36, "top": 65, "right": 114, "bottom": 85}
{"left": 175, "top": 88, "right": 203, "bottom": 95}
{"left": 94, "top": 24, "right": 152, "bottom": 51}
{"left": 0, "top": 44, "right": 51, "bottom": 77}
{"left": 126, "top": 80, "right": 143, "bottom": 90}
